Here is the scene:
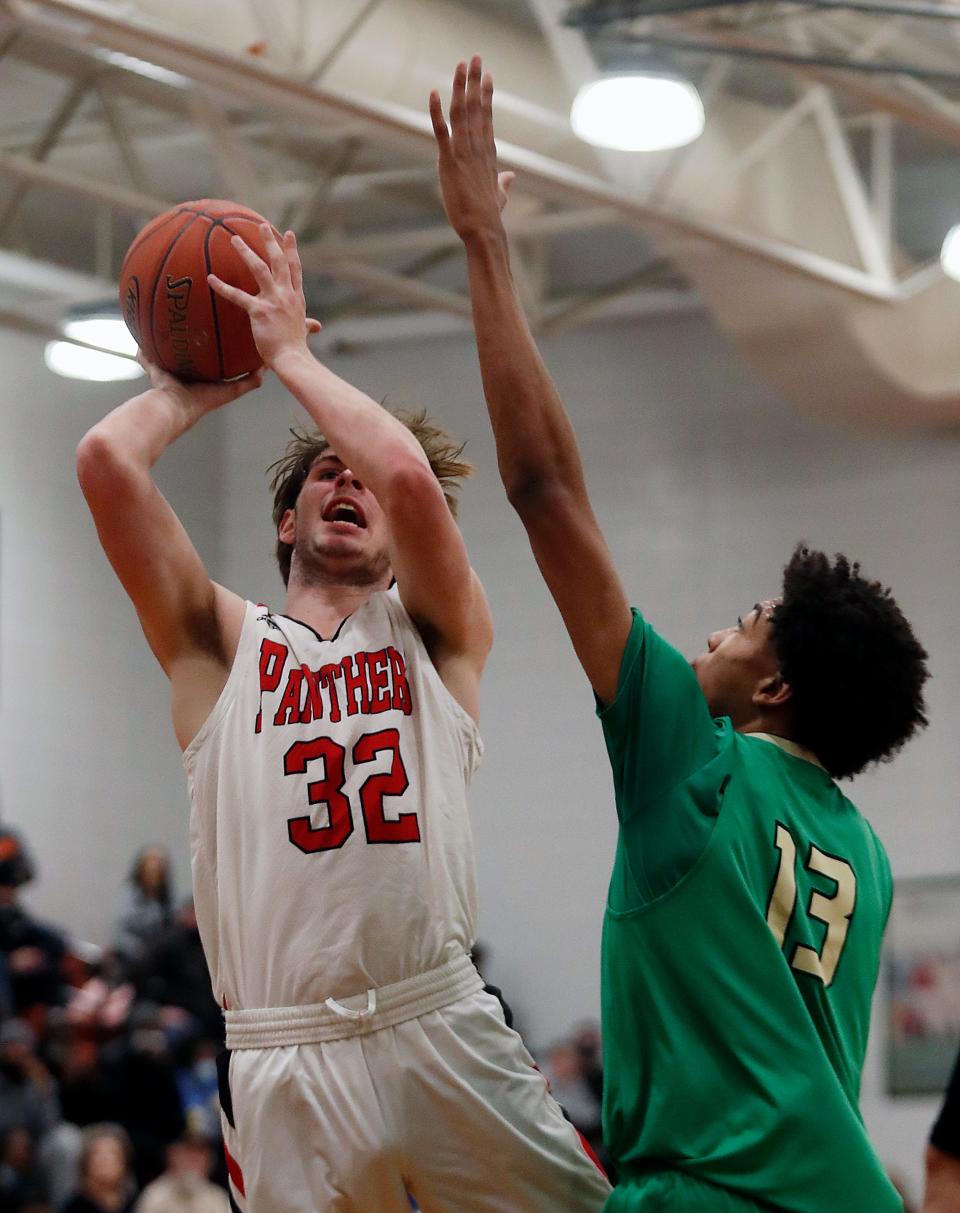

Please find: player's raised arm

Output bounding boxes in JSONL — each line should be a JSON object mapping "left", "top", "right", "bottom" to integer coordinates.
{"left": 209, "top": 228, "right": 492, "bottom": 718}
{"left": 76, "top": 365, "right": 260, "bottom": 740}
{"left": 430, "top": 57, "right": 631, "bottom": 704}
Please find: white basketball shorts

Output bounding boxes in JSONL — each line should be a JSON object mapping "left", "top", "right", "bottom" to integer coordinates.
{"left": 218, "top": 954, "right": 611, "bottom": 1213}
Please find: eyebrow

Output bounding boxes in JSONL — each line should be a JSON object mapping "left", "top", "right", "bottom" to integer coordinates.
{"left": 740, "top": 603, "right": 763, "bottom": 630}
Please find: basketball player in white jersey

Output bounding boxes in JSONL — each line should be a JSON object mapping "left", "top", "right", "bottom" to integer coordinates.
{"left": 77, "top": 225, "right": 611, "bottom": 1213}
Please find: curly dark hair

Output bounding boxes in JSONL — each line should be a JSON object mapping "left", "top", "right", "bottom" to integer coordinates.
{"left": 266, "top": 410, "right": 472, "bottom": 587}
{"left": 770, "top": 545, "right": 929, "bottom": 780}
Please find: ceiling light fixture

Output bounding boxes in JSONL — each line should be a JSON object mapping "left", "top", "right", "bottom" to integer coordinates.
{"left": 941, "top": 224, "right": 960, "bottom": 283}
{"left": 571, "top": 73, "right": 705, "bottom": 153}
{"left": 45, "top": 314, "right": 143, "bottom": 382}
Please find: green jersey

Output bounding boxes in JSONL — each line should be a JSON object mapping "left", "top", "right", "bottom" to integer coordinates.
{"left": 597, "top": 610, "right": 900, "bottom": 1212}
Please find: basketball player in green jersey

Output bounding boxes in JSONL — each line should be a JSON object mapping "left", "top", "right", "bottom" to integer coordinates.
{"left": 431, "top": 58, "right": 929, "bottom": 1213}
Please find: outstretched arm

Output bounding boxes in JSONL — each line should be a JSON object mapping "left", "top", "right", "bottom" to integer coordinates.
{"left": 430, "top": 57, "right": 631, "bottom": 704}
{"left": 209, "top": 229, "right": 492, "bottom": 717}
{"left": 76, "top": 364, "right": 262, "bottom": 746}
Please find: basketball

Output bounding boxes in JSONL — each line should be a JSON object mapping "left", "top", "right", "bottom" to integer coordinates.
{"left": 119, "top": 199, "right": 278, "bottom": 381}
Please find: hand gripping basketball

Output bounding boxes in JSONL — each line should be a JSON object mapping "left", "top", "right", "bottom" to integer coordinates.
{"left": 118, "top": 199, "right": 321, "bottom": 382}
{"left": 208, "top": 225, "right": 321, "bottom": 371}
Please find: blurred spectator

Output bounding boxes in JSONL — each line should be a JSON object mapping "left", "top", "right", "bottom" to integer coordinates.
{"left": 0, "top": 1020, "right": 58, "bottom": 1144}
{"left": 60, "top": 1125, "right": 136, "bottom": 1213}
{"left": 572, "top": 1021, "right": 603, "bottom": 1104}
{"left": 0, "top": 832, "right": 35, "bottom": 890}
{"left": 0, "top": 1125, "right": 49, "bottom": 1213}
{"left": 138, "top": 904, "right": 221, "bottom": 1042}
{"left": 0, "top": 832, "right": 66, "bottom": 1020}
{"left": 132, "top": 1133, "right": 227, "bottom": 1213}
{"left": 51, "top": 1038, "right": 115, "bottom": 1131}
{"left": 175, "top": 1041, "right": 220, "bottom": 1143}
{"left": 66, "top": 952, "right": 135, "bottom": 1038}
{"left": 99, "top": 1007, "right": 185, "bottom": 1187}
{"left": 542, "top": 1039, "right": 602, "bottom": 1148}
{"left": 37, "top": 1122, "right": 82, "bottom": 1212}
{"left": 112, "top": 852, "right": 172, "bottom": 981}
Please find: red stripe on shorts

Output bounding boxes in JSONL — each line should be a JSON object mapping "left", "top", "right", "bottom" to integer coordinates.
{"left": 576, "top": 1129, "right": 608, "bottom": 1180}
{"left": 224, "top": 1141, "right": 246, "bottom": 1197}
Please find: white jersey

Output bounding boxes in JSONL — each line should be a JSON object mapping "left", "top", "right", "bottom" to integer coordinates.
{"left": 183, "top": 587, "right": 482, "bottom": 1011}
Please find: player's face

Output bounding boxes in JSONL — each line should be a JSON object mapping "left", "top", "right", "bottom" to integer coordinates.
{"left": 691, "top": 600, "right": 781, "bottom": 725}
{"left": 281, "top": 452, "right": 390, "bottom": 585}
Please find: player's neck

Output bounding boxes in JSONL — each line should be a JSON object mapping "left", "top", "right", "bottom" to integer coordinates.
{"left": 738, "top": 711, "right": 795, "bottom": 743}
{"left": 283, "top": 577, "right": 390, "bottom": 637}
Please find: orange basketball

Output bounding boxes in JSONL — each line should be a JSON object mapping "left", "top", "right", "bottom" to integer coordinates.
{"left": 119, "top": 199, "right": 278, "bottom": 382}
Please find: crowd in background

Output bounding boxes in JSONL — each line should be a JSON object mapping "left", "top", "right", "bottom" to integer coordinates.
{"left": 0, "top": 828, "right": 228, "bottom": 1213}
{"left": 0, "top": 825, "right": 612, "bottom": 1213}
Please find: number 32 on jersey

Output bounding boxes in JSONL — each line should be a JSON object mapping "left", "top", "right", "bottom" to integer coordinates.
{"left": 765, "top": 822, "right": 856, "bottom": 988}
{"left": 283, "top": 728, "right": 419, "bottom": 852}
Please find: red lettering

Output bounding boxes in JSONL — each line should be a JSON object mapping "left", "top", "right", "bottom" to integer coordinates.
{"left": 388, "top": 647, "right": 412, "bottom": 715}
{"left": 318, "top": 664, "right": 343, "bottom": 723}
{"left": 284, "top": 737, "right": 353, "bottom": 852}
{"left": 355, "top": 728, "right": 417, "bottom": 843}
{"left": 257, "top": 638, "right": 288, "bottom": 733}
{"left": 300, "top": 666, "right": 324, "bottom": 723}
{"left": 273, "top": 668, "right": 304, "bottom": 726}
{"left": 340, "top": 653, "right": 370, "bottom": 716}
{"left": 367, "top": 649, "right": 390, "bottom": 714}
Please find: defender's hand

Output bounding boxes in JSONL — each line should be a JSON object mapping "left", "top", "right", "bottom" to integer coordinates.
{"left": 430, "top": 55, "right": 515, "bottom": 242}
{"left": 208, "top": 225, "right": 323, "bottom": 369}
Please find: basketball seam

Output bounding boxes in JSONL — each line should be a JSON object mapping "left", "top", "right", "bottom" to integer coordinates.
{"left": 186, "top": 208, "right": 267, "bottom": 225}
{"left": 148, "top": 213, "right": 200, "bottom": 377}
{"left": 121, "top": 207, "right": 195, "bottom": 271}
{"left": 203, "top": 222, "right": 227, "bottom": 381}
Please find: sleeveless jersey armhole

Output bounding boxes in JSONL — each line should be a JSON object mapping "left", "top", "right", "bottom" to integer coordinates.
{"left": 182, "top": 600, "right": 259, "bottom": 771}
{"left": 383, "top": 587, "right": 484, "bottom": 778}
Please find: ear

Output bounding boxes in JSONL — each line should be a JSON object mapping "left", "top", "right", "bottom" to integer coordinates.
{"left": 278, "top": 507, "right": 296, "bottom": 545}
{"left": 753, "top": 672, "right": 792, "bottom": 709}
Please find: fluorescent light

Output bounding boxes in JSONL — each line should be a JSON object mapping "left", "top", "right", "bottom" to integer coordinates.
{"left": 64, "top": 317, "right": 139, "bottom": 356}
{"left": 571, "top": 74, "right": 705, "bottom": 152}
{"left": 45, "top": 315, "right": 143, "bottom": 382}
{"left": 941, "top": 224, "right": 960, "bottom": 283}
{"left": 44, "top": 341, "right": 143, "bottom": 382}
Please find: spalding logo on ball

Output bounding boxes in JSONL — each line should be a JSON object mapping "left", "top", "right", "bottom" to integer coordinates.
{"left": 119, "top": 199, "right": 280, "bottom": 382}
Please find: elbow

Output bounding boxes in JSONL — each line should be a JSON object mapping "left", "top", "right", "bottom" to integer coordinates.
{"left": 503, "top": 469, "right": 563, "bottom": 518}
{"left": 380, "top": 445, "right": 441, "bottom": 511}
{"left": 383, "top": 439, "right": 444, "bottom": 504}
{"left": 76, "top": 428, "right": 131, "bottom": 499}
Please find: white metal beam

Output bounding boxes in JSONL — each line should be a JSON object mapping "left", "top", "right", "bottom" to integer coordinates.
{"left": 869, "top": 111, "right": 894, "bottom": 266}
{"left": 302, "top": 255, "right": 474, "bottom": 317}
{"left": 724, "top": 87, "right": 821, "bottom": 185}
{"left": 0, "top": 71, "right": 92, "bottom": 235}
{"left": 305, "top": 0, "right": 387, "bottom": 86}
{"left": 187, "top": 86, "right": 267, "bottom": 214}
{"left": 0, "top": 147, "right": 169, "bottom": 215}
{"left": 92, "top": 76, "right": 154, "bottom": 196}
{"left": 303, "top": 205, "right": 622, "bottom": 260}
{"left": 810, "top": 87, "right": 893, "bottom": 282}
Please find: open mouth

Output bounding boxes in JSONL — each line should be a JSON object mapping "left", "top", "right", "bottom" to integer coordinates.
{"left": 322, "top": 498, "right": 367, "bottom": 529}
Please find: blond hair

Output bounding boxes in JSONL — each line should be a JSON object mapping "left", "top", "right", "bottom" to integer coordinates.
{"left": 267, "top": 409, "right": 472, "bottom": 586}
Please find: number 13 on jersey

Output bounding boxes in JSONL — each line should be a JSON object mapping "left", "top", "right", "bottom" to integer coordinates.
{"left": 766, "top": 822, "right": 857, "bottom": 988}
